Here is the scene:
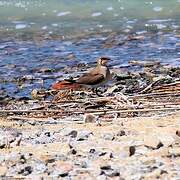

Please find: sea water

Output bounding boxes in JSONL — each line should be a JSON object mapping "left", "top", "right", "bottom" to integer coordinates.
{"left": 0, "top": 0, "right": 179, "bottom": 36}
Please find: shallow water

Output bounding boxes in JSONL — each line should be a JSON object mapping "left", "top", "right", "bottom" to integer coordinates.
{"left": 0, "top": 0, "right": 180, "bottom": 97}
{"left": 0, "top": 32, "right": 179, "bottom": 97}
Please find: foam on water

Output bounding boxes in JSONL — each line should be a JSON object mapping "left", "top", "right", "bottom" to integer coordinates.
{"left": 15, "top": 24, "right": 27, "bottom": 29}
{"left": 91, "top": 12, "right": 102, "bottom": 17}
{"left": 153, "top": 6, "right": 163, "bottom": 12}
{"left": 57, "top": 11, "right": 71, "bottom": 17}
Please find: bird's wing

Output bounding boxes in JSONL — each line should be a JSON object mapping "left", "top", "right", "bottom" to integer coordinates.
{"left": 77, "top": 73, "right": 105, "bottom": 85}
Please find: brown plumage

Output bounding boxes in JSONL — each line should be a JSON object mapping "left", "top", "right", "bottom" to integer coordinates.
{"left": 52, "top": 57, "right": 111, "bottom": 90}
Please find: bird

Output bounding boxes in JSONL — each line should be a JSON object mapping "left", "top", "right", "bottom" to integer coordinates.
{"left": 52, "top": 57, "right": 111, "bottom": 95}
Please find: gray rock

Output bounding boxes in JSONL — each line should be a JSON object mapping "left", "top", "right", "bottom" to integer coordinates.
{"left": 0, "top": 136, "right": 8, "bottom": 148}
{"left": 144, "top": 135, "right": 164, "bottom": 149}
{"left": 74, "top": 160, "right": 88, "bottom": 168}
{"left": 0, "top": 128, "right": 22, "bottom": 148}
{"left": 60, "top": 128, "right": 78, "bottom": 138}
{"left": 100, "top": 165, "right": 120, "bottom": 177}
{"left": 119, "top": 150, "right": 129, "bottom": 159}
{"left": 34, "top": 132, "right": 55, "bottom": 144}
{"left": 77, "top": 131, "right": 93, "bottom": 141}
{"left": 18, "top": 166, "right": 33, "bottom": 176}
{"left": 32, "top": 161, "right": 47, "bottom": 174}
{"left": 102, "top": 133, "right": 115, "bottom": 141}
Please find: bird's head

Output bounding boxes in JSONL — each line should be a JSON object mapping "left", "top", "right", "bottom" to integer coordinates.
{"left": 97, "top": 57, "right": 111, "bottom": 66}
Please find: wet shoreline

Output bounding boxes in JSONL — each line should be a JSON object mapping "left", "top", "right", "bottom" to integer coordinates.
{"left": 0, "top": 29, "right": 179, "bottom": 99}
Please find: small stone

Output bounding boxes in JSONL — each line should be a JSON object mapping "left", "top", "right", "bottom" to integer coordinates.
{"left": 60, "top": 128, "right": 78, "bottom": 138}
{"left": 100, "top": 165, "right": 120, "bottom": 177}
{"left": 144, "top": 135, "right": 163, "bottom": 149}
{"left": 84, "top": 113, "right": 96, "bottom": 123}
{"left": 117, "top": 130, "right": 126, "bottom": 136}
{"left": 176, "top": 130, "right": 180, "bottom": 137}
{"left": 40, "top": 154, "right": 56, "bottom": 164}
{"left": 168, "top": 147, "right": 180, "bottom": 157}
{"left": 77, "top": 131, "right": 93, "bottom": 141}
{"left": 69, "top": 149, "right": 77, "bottom": 155}
{"left": 21, "top": 75, "right": 35, "bottom": 81}
{"left": 158, "top": 134, "right": 175, "bottom": 147}
{"left": 38, "top": 67, "right": 53, "bottom": 73}
{"left": 74, "top": 160, "right": 87, "bottom": 168}
{"left": 129, "top": 146, "right": 136, "bottom": 156}
{"left": 0, "top": 136, "right": 7, "bottom": 149}
{"left": 100, "top": 165, "right": 112, "bottom": 170}
{"left": 18, "top": 166, "right": 33, "bottom": 176}
{"left": 67, "top": 53, "right": 76, "bottom": 60}
{"left": 89, "top": 148, "right": 96, "bottom": 154}
{"left": 53, "top": 161, "right": 73, "bottom": 177}
{"left": 0, "top": 129, "right": 21, "bottom": 149}
{"left": 35, "top": 133, "right": 54, "bottom": 144}
{"left": 102, "top": 133, "right": 115, "bottom": 141}
{"left": 104, "top": 169, "right": 120, "bottom": 177}
{"left": 119, "top": 150, "right": 129, "bottom": 159}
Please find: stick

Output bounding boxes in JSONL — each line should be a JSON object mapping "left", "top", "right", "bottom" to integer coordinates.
{"left": 129, "top": 92, "right": 180, "bottom": 98}
{"left": 7, "top": 116, "right": 55, "bottom": 122}
{"left": 0, "top": 107, "right": 179, "bottom": 115}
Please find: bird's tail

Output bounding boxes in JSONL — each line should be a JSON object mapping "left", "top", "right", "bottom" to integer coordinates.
{"left": 52, "top": 79, "right": 82, "bottom": 90}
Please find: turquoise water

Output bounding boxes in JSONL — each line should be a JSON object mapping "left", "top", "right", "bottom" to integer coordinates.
{"left": 0, "top": 0, "right": 180, "bottom": 37}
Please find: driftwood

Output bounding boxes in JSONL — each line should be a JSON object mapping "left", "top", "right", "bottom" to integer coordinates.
{"left": 7, "top": 116, "right": 84, "bottom": 123}
{"left": 130, "top": 92, "right": 180, "bottom": 98}
{"left": 140, "top": 80, "right": 180, "bottom": 94}
{"left": 1, "top": 107, "right": 180, "bottom": 116}
{"left": 1, "top": 77, "right": 180, "bottom": 121}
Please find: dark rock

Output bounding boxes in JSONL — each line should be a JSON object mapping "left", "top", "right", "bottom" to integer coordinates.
{"left": 100, "top": 166, "right": 120, "bottom": 177}
{"left": 19, "top": 154, "right": 26, "bottom": 164}
{"left": 129, "top": 146, "right": 136, "bottom": 156}
{"left": 0, "top": 136, "right": 7, "bottom": 149}
{"left": 61, "top": 128, "right": 78, "bottom": 138}
{"left": 18, "top": 166, "right": 33, "bottom": 176}
{"left": 99, "top": 152, "right": 107, "bottom": 157}
{"left": 117, "top": 130, "right": 126, "bottom": 136}
{"left": 89, "top": 149, "right": 96, "bottom": 153}
{"left": 156, "top": 142, "right": 164, "bottom": 150}
{"left": 101, "top": 165, "right": 112, "bottom": 171}
{"left": 176, "top": 130, "right": 180, "bottom": 137}
{"left": 69, "top": 149, "right": 77, "bottom": 155}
